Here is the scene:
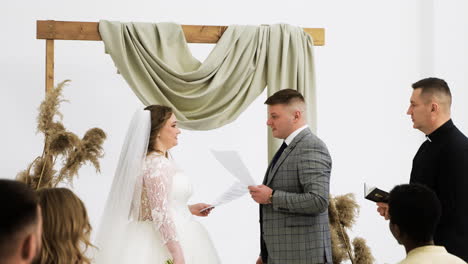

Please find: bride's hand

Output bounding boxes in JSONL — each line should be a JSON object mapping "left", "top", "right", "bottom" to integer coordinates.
{"left": 173, "top": 258, "right": 185, "bottom": 264}
{"left": 167, "top": 241, "right": 185, "bottom": 264}
{"left": 188, "top": 203, "right": 214, "bottom": 217}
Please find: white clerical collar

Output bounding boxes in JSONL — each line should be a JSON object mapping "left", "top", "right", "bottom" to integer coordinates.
{"left": 285, "top": 125, "right": 309, "bottom": 145}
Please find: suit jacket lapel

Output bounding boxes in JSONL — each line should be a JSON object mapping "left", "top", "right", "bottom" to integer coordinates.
{"left": 265, "top": 128, "right": 311, "bottom": 186}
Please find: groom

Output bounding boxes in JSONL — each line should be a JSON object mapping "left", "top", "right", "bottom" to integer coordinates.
{"left": 249, "top": 89, "right": 332, "bottom": 264}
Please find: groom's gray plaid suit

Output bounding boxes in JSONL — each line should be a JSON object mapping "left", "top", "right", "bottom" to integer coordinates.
{"left": 260, "top": 128, "right": 332, "bottom": 264}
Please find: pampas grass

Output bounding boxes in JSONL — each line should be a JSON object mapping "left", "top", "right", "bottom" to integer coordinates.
{"left": 335, "top": 193, "right": 359, "bottom": 228}
{"left": 17, "top": 80, "right": 106, "bottom": 189}
{"left": 37, "top": 81, "right": 66, "bottom": 134}
{"left": 353, "top": 238, "right": 375, "bottom": 264}
{"left": 329, "top": 193, "right": 375, "bottom": 264}
{"left": 330, "top": 226, "right": 347, "bottom": 264}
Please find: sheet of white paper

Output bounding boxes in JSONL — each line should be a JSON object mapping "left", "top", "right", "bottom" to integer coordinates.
{"left": 200, "top": 150, "right": 257, "bottom": 212}
{"left": 213, "top": 181, "right": 248, "bottom": 205}
{"left": 200, "top": 181, "right": 248, "bottom": 212}
{"left": 210, "top": 150, "right": 257, "bottom": 186}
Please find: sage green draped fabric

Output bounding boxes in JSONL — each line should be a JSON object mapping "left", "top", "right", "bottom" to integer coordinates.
{"left": 99, "top": 20, "right": 317, "bottom": 159}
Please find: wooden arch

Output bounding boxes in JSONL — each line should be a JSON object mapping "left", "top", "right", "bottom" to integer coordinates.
{"left": 37, "top": 20, "right": 325, "bottom": 93}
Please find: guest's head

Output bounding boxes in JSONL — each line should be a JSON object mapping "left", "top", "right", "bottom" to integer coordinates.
{"left": 388, "top": 184, "right": 441, "bottom": 248}
{"left": 0, "top": 179, "right": 42, "bottom": 264}
{"left": 264, "top": 89, "right": 307, "bottom": 139}
{"left": 35, "top": 188, "right": 93, "bottom": 264}
{"left": 407, "top": 77, "right": 452, "bottom": 134}
{"left": 145, "top": 105, "right": 180, "bottom": 154}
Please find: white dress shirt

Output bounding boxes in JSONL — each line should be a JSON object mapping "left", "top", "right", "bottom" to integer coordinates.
{"left": 285, "top": 125, "right": 309, "bottom": 145}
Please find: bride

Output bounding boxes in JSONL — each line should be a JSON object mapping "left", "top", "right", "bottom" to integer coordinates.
{"left": 95, "top": 105, "right": 220, "bottom": 264}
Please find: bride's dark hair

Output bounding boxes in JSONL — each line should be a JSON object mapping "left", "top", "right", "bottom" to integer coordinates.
{"left": 144, "top": 105, "right": 173, "bottom": 154}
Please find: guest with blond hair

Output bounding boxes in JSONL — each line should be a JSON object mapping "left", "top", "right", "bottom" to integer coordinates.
{"left": 34, "top": 188, "right": 94, "bottom": 264}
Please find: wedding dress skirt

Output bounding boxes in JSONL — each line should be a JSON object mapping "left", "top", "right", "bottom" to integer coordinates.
{"left": 120, "top": 215, "right": 219, "bottom": 263}
{"left": 99, "top": 167, "right": 220, "bottom": 264}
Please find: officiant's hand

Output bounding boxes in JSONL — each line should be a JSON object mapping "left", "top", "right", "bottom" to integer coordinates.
{"left": 189, "top": 203, "right": 213, "bottom": 217}
{"left": 376, "top": 202, "right": 389, "bottom": 220}
{"left": 248, "top": 185, "right": 273, "bottom": 204}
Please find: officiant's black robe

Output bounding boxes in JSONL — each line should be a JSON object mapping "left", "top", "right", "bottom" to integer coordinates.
{"left": 410, "top": 119, "right": 468, "bottom": 261}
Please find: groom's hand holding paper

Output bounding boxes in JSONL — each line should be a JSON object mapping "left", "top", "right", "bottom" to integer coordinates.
{"left": 248, "top": 185, "right": 273, "bottom": 204}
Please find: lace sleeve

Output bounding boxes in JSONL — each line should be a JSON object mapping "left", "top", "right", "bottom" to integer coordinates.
{"left": 143, "top": 154, "right": 178, "bottom": 244}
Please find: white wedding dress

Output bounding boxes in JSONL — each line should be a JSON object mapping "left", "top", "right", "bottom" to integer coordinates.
{"left": 112, "top": 152, "right": 220, "bottom": 263}
{"left": 94, "top": 110, "right": 220, "bottom": 264}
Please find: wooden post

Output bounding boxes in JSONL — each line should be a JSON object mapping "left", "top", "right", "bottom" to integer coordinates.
{"left": 45, "top": 39, "right": 54, "bottom": 93}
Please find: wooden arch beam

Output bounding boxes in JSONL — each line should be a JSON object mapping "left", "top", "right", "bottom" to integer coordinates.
{"left": 37, "top": 20, "right": 325, "bottom": 92}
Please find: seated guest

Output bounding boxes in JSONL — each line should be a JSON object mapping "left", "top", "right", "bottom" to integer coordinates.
{"left": 388, "top": 184, "right": 465, "bottom": 264}
{"left": 0, "top": 179, "right": 42, "bottom": 264}
{"left": 34, "top": 188, "right": 94, "bottom": 264}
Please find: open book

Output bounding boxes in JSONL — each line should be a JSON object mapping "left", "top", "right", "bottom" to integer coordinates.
{"left": 364, "top": 183, "right": 389, "bottom": 203}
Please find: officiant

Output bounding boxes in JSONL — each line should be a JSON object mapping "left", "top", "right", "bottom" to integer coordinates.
{"left": 378, "top": 77, "right": 468, "bottom": 261}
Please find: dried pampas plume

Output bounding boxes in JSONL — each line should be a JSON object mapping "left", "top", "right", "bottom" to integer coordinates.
{"left": 329, "top": 194, "right": 375, "bottom": 264}
{"left": 17, "top": 80, "right": 106, "bottom": 189}
{"left": 37, "top": 81, "right": 67, "bottom": 134}
{"left": 335, "top": 193, "right": 359, "bottom": 228}
{"left": 353, "top": 238, "right": 375, "bottom": 264}
{"left": 330, "top": 225, "right": 347, "bottom": 264}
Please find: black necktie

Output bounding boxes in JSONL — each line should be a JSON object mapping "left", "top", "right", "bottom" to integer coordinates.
{"left": 270, "top": 142, "right": 287, "bottom": 170}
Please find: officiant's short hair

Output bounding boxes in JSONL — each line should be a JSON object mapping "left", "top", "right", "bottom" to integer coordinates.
{"left": 264, "top": 89, "right": 305, "bottom": 106}
{"left": 388, "top": 183, "right": 441, "bottom": 243}
{"left": 412, "top": 77, "right": 452, "bottom": 106}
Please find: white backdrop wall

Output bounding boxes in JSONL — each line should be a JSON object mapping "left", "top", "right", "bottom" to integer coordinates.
{"left": 2, "top": 1, "right": 468, "bottom": 263}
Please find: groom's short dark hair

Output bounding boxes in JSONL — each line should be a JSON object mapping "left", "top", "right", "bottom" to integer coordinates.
{"left": 264, "top": 89, "right": 305, "bottom": 106}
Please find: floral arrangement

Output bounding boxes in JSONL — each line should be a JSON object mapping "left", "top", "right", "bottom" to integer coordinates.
{"left": 17, "top": 80, "right": 106, "bottom": 189}
{"left": 329, "top": 193, "right": 375, "bottom": 264}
